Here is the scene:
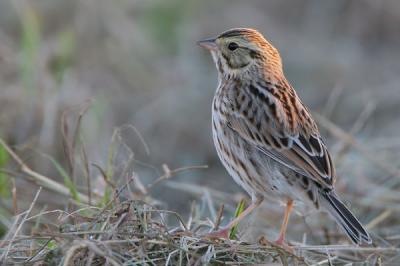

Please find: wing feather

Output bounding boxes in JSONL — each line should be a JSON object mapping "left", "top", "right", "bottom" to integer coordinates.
{"left": 227, "top": 82, "right": 335, "bottom": 189}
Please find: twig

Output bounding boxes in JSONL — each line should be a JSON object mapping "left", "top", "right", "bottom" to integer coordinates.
{"left": 11, "top": 178, "right": 17, "bottom": 215}
{"left": 61, "top": 109, "right": 74, "bottom": 179}
{"left": 204, "top": 189, "right": 217, "bottom": 222}
{"left": 214, "top": 205, "right": 224, "bottom": 230}
{"left": 26, "top": 237, "right": 54, "bottom": 262}
{"left": 0, "top": 138, "right": 90, "bottom": 204}
{"left": 313, "top": 113, "right": 400, "bottom": 178}
{"left": 119, "top": 124, "right": 150, "bottom": 156}
{"left": 333, "top": 102, "right": 376, "bottom": 164}
{"left": 72, "top": 101, "right": 91, "bottom": 154}
{"left": 92, "top": 163, "right": 117, "bottom": 191}
{"left": 58, "top": 206, "right": 101, "bottom": 223}
{"left": 81, "top": 140, "right": 92, "bottom": 205}
{"left": 131, "top": 172, "right": 148, "bottom": 195}
{"left": 0, "top": 187, "right": 42, "bottom": 262}
{"left": 147, "top": 164, "right": 208, "bottom": 189}
{"left": 311, "top": 256, "right": 338, "bottom": 266}
{"left": 365, "top": 209, "right": 392, "bottom": 230}
{"left": 295, "top": 244, "right": 400, "bottom": 252}
{"left": 164, "top": 181, "right": 238, "bottom": 209}
{"left": 322, "top": 85, "right": 344, "bottom": 119}
{"left": 63, "top": 241, "right": 119, "bottom": 266}
{"left": 61, "top": 101, "right": 91, "bottom": 182}
{"left": 87, "top": 177, "right": 136, "bottom": 229}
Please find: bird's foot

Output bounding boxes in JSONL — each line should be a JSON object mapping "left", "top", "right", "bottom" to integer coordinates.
{"left": 274, "top": 236, "right": 285, "bottom": 246}
{"left": 274, "top": 237, "right": 293, "bottom": 253}
{"left": 259, "top": 235, "right": 293, "bottom": 252}
{"left": 203, "top": 227, "right": 231, "bottom": 240}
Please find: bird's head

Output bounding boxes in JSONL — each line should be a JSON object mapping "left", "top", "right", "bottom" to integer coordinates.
{"left": 198, "top": 28, "right": 283, "bottom": 80}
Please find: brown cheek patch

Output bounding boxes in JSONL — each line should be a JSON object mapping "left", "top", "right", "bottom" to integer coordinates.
{"left": 249, "top": 49, "right": 261, "bottom": 59}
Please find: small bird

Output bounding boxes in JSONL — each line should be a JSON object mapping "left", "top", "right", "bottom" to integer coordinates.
{"left": 198, "top": 28, "right": 371, "bottom": 246}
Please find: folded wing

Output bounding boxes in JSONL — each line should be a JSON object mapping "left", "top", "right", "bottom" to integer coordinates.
{"left": 227, "top": 82, "right": 336, "bottom": 190}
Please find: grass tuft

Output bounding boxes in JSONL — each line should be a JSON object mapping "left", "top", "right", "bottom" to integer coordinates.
{"left": 1, "top": 198, "right": 306, "bottom": 265}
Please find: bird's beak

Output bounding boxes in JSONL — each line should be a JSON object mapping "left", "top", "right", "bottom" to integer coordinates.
{"left": 197, "top": 38, "right": 217, "bottom": 51}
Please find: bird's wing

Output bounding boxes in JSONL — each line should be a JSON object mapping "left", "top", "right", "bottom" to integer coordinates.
{"left": 226, "top": 83, "right": 335, "bottom": 189}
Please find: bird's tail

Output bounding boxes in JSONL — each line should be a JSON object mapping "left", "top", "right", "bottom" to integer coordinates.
{"left": 320, "top": 191, "right": 372, "bottom": 245}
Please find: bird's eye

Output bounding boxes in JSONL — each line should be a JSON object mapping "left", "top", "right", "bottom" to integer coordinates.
{"left": 228, "top": 42, "right": 239, "bottom": 51}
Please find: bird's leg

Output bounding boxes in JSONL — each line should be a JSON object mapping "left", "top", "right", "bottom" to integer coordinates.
{"left": 206, "top": 197, "right": 263, "bottom": 239}
{"left": 275, "top": 199, "right": 294, "bottom": 246}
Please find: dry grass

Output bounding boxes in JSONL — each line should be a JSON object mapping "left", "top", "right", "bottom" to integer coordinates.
{"left": 0, "top": 197, "right": 305, "bottom": 265}
{"left": 0, "top": 187, "right": 398, "bottom": 265}
{"left": 0, "top": 136, "right": 399, "bottom": 265}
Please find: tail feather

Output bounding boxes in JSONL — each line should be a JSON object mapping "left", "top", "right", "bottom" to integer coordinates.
{"left": 321, "top": 191, "right": 372, "bottom": 244}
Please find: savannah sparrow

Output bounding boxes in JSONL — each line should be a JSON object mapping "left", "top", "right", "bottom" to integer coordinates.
{"left": 198, "top": 28, "right": 371, "bottom": 245}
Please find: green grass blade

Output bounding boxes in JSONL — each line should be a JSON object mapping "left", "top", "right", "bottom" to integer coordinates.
{"left": 229, "top": 198, "right": 246, "bottom": 239}
{"left": 0, "top": 144, "right": 11, "bottom": 198}
{"left": 45, "top": 155, "right": 79, "bottom": 202}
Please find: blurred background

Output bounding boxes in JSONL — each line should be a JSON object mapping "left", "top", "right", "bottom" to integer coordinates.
{"left": 0, "top": 0, "right": 400, "bottom": 244}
